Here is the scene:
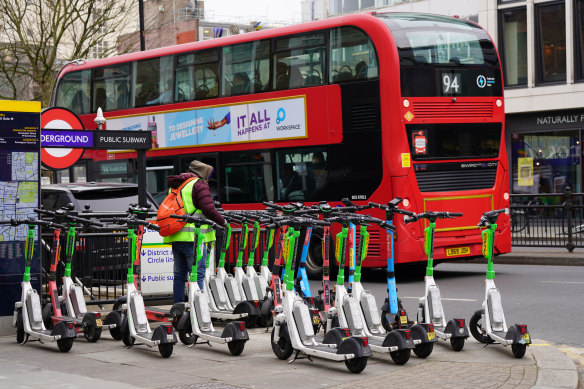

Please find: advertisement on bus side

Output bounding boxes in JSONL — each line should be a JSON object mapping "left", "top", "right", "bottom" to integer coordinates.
{"left": 106, "top": 96, "right": 307, "bottom": 149}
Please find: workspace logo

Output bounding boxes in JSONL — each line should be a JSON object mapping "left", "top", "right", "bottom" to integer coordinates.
{"left": 276, "top": 108, "right": 286, "bottom": 124}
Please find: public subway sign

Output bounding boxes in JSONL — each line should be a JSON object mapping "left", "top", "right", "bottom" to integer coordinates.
{"left": 105, "top": 96, "right": 307, "bottom": 150}
{"left": 93, "top": 130, "right": 151, "bottom": 150}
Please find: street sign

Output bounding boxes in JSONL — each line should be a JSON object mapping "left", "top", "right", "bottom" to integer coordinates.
{"left": 40, "top": 107, "right": 85, "bottom": 169}
{"left": 93, "top": 130, "right": 151, "bottom": 150}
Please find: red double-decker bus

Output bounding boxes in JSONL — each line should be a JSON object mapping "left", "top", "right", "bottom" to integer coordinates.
{"left": 51, "top": 12, "right": 511, "bottom": 277}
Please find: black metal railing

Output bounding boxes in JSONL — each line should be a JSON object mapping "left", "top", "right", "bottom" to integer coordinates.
{"left": 511, "top": 187, "right": 584, "bottom": 252}
{"left": 41, "top": 230, "right": 129, "bottom": 305}
{"left": 41, "top": 226, "right": 278, "bottom": 305}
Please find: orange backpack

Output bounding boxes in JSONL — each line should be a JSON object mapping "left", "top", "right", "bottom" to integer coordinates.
{"left": 156, "top": 177, "right": 197, "bottom": 237}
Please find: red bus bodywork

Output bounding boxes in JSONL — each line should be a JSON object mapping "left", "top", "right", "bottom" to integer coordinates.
{"left": 54, "top": 13, "right": 511, "bottom": 269}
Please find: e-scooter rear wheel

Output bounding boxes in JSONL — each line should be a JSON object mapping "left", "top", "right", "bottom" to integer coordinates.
{"left": 244, "top": 315, "right": 257, "bottom": 329}
{"left": 512, "top": 343, "right": 527, "bottom": 359}
{"left": 390, "top": 348, "right": 411, "bottom": 365}
{"left": 450, "top": 337, "right": 465, "bottom": 351}
{"left": 16, "top": 310, "right": 24, "bottom": 344}
{"left": 83, "top": 316, "right": 102, "bottom": 342}
{"left": 158, "top": 343, "right": 173, "bottom": 358}
{"left": 270, "top": 328, "right": 293, "bottom": 360}
{"left": 84, "top": 324, "right": 102, "bottom": 342}
{"left": 469, "top": 311, "right": 492, "bottom": 344}
{"left": 345, "top": 356, "right": 368, "bottom": 373}
{"left": 413, "top": 342, "right": 433, "bottom": 358}
{"left": 227, "top": 340, "right": 246, "bottom": 356}
{"left": 57, "top": 338, "right": 74, "bottom": 352}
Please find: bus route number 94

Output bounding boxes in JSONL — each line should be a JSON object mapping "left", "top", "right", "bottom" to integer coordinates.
{"left": 442, "top": 73, "right": 461, "bottom": 95}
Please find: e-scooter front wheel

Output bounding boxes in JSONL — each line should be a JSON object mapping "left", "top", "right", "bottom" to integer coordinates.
{"left": 512, "top": 343, "right": 527, "bottom": 359}
{"left": 178, "top": 328, "right": 197, "bottom": 345}
{"left": 469, "top": 311, "right": 492, "bottom": 344}
{"left": 270, "top": 328, "right": 293, "bottom": 360}
{"left": 42, "top": 303, "right": 54, "bottom": 330}
{"left": 120, "top": 318, "right": 135, "bottom": 347}
{"left": 227, "top": 340, "right": 246, "bottom": 356}
{"left": 158, "top": 343, "right": 173, "bottom": 358}
{"left": 16, "top": 310, "right": 25, "bottom": 344}
{"left": 106, "top": 310, "right": 123, "bottom": 340}
{"left": 345, "top": 356, "right": 368, "bottom": 373}
{"left": 390, "top": 348, "right": 411, "bottom": 365}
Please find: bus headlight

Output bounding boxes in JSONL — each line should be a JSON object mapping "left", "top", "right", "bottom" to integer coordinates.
{"left": 402, "top": 198, "right": 410, "bottom": 207}
{"left": 496, "top": 99, "right": 503, "bottom": 107}
{"left": 403, "top": 99, "right": 410, "bottom": 108}
{"left": 503, "top": 192, "right": 509, "bottom": 201}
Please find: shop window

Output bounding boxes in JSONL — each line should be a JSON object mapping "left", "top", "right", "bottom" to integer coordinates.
{"left": 574, "top": 0, "right": 584, "bottom": 80}
{"left": 511, "top": 131, "right": 581, "bottom": 194}
{"left": 535, "top": 2, "right": 566, "bottom": 84}
{"left": 499, "top": 7, "right": 527, "bottom": 86}
{"left": 330, "top": 27, "right": 379, "bottom": 83}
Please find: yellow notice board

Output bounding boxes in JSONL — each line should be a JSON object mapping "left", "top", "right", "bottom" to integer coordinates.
{"left": 518, "top": 157, "right": 533, "bottom": 186}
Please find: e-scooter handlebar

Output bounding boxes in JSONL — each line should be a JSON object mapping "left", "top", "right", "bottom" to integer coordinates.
{"left": 0, "top": 218, "right": 66, "bottom": 230}
{"left": 368, "top": 199, "right": 415, "bottom": 216}
{"left": 35, "top": 205, "right": 105, "bottom": 228}
{"left": 169, "top": 213, "right": 223, "bottom": 230}
{"left": 404, "top": 211, "right": 463, "bottom": 224}
{"left": 478, "top": 208, "right": 508, "bottom": 228}
{"left": 112, "top": 217, "right": 161, "bottom": 231}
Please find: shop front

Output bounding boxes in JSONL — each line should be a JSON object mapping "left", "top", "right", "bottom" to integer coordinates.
{"left": 506, "top": 109, "right": 584, "bottom": 195}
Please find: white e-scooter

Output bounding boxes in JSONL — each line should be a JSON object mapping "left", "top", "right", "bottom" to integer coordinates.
{"left": 469, "top": 209, "right": 531, "bottom": 358}
{"left": 174, "top": 214, "right": 249, "bottom": 355}
{"left": 4, "top": 218, "right": 77, "bottom": 351}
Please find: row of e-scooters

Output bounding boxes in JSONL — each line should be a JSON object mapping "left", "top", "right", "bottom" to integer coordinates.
{"left": 1, "top": 198, "right": 531, "bottom": 374}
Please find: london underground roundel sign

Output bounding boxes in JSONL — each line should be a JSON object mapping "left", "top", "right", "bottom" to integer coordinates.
{"left": 41, "top": 107, "right": 86, "bottom": 169}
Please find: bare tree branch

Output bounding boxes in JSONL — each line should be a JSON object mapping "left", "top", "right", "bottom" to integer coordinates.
{"left": 0, "top": 0, "right": 138, "bottom": 106}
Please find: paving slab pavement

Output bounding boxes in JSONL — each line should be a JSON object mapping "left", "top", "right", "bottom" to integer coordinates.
{"left": 0, "top": 325, "right": 577, "bottom": 389}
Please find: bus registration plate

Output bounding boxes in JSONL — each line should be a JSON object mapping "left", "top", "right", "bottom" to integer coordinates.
{"left": 446, "top": 247, "right": 470, "bottom": 257}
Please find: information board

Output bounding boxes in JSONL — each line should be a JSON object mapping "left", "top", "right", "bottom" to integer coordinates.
{"left": 0, "top": 100, "right": 41, "bottom": 317}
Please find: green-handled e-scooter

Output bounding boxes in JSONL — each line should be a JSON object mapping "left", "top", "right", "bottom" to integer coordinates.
{"left": 1, "top": 218, "right": 77, "bottom": 351}
{"left": 469, "top": 208, "right": 531, "bottom": 358}
{"left": 173, "top": 213, "right": 249, "bottom": 355}
{"left": 115, "top": 214, "right": 177, "bottom": 358}
{"left": 403, "top": 211, "right": 469, "bottom": 351}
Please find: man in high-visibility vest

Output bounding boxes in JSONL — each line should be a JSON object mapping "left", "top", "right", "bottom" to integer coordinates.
{"left": 164, "top": 160, "right": 226, "bottom": 303}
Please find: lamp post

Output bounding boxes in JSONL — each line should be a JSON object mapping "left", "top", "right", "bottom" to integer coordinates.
{"left": 139, "top": 0, "right": 145, "bottom": 51}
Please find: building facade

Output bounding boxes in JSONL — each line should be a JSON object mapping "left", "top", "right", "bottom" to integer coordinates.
{"left": 301, "top": 0, "right": 583, "bottom": 195}
{"left": 483, "top": 0, "right": 584, "bottom": 195}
